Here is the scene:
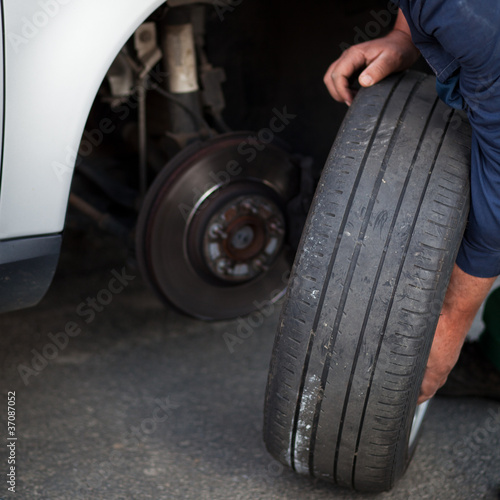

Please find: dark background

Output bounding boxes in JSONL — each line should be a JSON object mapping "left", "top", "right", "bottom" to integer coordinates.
{"left": 206, "top": 0, "right": 398, "bottom": 169}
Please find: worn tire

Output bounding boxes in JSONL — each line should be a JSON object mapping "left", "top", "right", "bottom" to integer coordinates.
{"left": 264, "top": 71, "right": 471, "bottom": 492}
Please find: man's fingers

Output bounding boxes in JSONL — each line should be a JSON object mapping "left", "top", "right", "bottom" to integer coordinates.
{"left": 324, "top": 45, "right": 397, "bottom": 104}
{"left": 325, "top": 28, "right": 420, "bottom": 105}
{"left": 417, "top": 382, "right": 435, "bottom": 405}
{"left": 324, "top": 50, "right": 367, "bottom": 105}
{"left": 323, "top": 62, "right": 351, "bottom": 104}
{"left": 326, "top": 72, "right": 354, "bottom": 106}
{"left": 418, "top": 361, "right": 452, "bottom": 405}
{"left": 324, "top": 61, "right": 355, "bottom": 105}
{"left": 417, "top": 395, "right": 428, "bottom": 405}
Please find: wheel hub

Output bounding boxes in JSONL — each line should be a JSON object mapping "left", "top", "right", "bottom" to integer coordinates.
{"left": 203, "top": 195, "right": 285, "bottom": 282}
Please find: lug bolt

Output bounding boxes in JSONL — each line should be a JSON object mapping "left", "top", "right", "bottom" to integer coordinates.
{"left": 241, "top": 200, "right": 258, "bottom": 215}
{"left": 253, "top": 258, "right": 269, "bottom": 272}
{"left": 268, "top": 221, "right": 285, "bottom": 235}
{"left": 216, "top": 259, "right": 231, "bottom": 274}
{"left": 209, "top": 223, "right": 228, "bottom": 240}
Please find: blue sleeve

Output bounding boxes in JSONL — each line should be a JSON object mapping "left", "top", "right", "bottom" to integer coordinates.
{"left": 420, "top": 0, "right": 500, "bottom": 277}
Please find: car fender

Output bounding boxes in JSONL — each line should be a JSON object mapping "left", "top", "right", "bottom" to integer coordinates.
{"left": 0, "top": 0, "right": 166, "bottom": 239}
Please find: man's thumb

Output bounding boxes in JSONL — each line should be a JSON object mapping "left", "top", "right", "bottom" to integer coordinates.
{"left": 359, "top": 73, "right": 374, "bottom": 87}
{"left": 359, "top": 56, "right": 396, "bottom": 88}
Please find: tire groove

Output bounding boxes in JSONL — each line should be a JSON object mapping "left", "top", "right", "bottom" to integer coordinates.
{"left": 326, "top": 78, "right": 425, "bottom": 484}
{"left": 289, "top": 73, "right": 406, "bottom": 474}
{"left": 351, "top": 109, "right": 455, "bottom": 489}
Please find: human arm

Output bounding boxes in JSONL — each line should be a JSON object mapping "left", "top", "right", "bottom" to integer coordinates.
{"left": 418, "top": 265, "right": 497, "bottom": 404}
{"left": 415, "top": 0, "right": 500, "bottom": 402}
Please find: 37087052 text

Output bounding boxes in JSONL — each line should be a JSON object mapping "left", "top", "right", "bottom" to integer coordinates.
{"left": 7, "top": 391, "right": 16, "bottom": 493}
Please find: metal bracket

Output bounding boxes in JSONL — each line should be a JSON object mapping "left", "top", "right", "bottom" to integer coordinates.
{"left": 134, "top": 23, "right": 163, "bottom": 80}
{"left": 134, "top": 23, "right": 163, "bottom": 198}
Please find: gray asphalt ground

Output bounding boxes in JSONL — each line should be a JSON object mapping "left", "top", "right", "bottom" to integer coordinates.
{"left": 1, "top": 221, "right": 500, "bottom": 500}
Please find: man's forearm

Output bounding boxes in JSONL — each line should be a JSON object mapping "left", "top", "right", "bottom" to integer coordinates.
{"left": 393, "top": 8, "right": 412, "bottom": 37}
{"left": 418, "top": 264, "right": 497, "bottom": 403}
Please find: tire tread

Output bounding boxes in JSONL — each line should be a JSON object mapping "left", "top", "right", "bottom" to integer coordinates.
{"left": 264, "top": 71, "right": 471, "bottom": 492}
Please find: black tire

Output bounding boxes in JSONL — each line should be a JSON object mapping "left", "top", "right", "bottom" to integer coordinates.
{"left": 264, "top": 71, "right": 471, "bottom": 492}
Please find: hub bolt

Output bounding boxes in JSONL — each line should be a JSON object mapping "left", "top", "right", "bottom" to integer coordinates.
{"left": 268, "top": 220, "right": 284, "bottom": 235}
{"left": 216, "top": 258, "right": 231, "bottom": 274}
{"left": 241, "top": 200, "right": 258, "bottom": 215}
{"left": 209, "top": 223, "right": 228, "bottom": 240}
{"left": 253, "top": 258, "right": 269, "bottom": 272}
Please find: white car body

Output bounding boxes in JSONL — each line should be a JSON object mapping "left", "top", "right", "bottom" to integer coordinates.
{"left": 1, "top": 0, "right": 165, "bottom": 238}
{"left": 0, "top": 0, "right": 165, "bottom": 311}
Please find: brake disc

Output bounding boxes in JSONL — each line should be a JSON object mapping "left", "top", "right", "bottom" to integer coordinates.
{"left": 136, "top": 132, "right": 300, "bottom": 320}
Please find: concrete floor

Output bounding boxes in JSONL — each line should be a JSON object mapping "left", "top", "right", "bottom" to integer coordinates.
{"left": 1, "top": 220, "right": 500, "bottom": 500}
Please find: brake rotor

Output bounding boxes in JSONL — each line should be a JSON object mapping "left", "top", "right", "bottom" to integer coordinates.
{"left": 136, "top": 132, "right": 300, "bottom": 320}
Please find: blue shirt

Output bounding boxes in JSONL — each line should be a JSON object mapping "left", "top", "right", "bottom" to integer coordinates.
{"left": 393, "top": 0, "right": 500, "bottom": 278}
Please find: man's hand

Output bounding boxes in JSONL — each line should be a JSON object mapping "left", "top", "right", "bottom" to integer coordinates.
{"left": 418, "top": 310, "right": 465, "bottom": 404}
{"left": 418, "top": 265, "right": 497, "bottom": 404}
{"left": 324, "top": 10, "right": 419, "bottom": 106}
